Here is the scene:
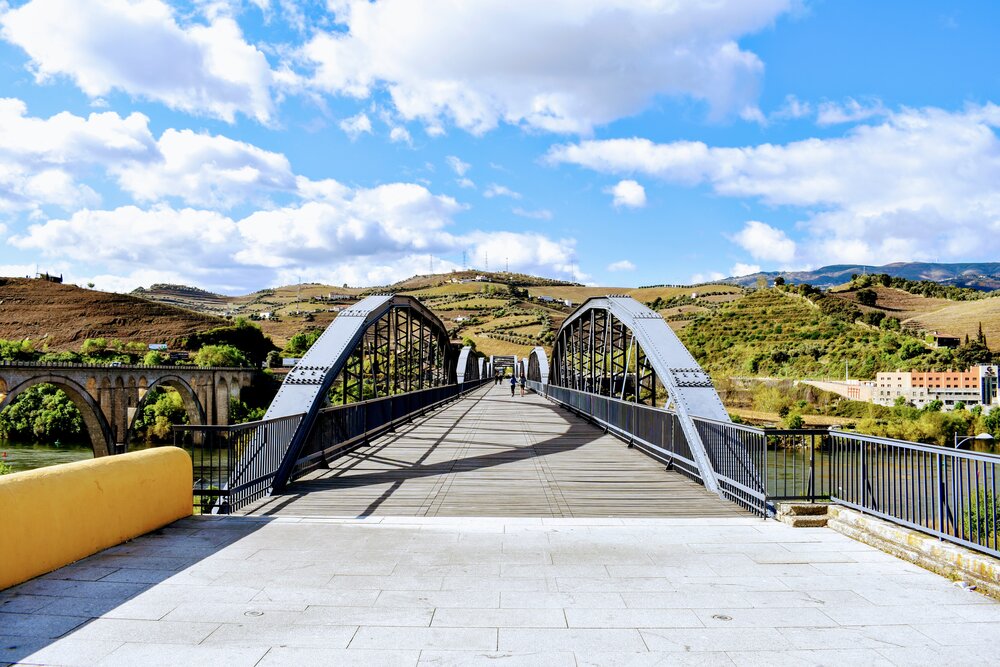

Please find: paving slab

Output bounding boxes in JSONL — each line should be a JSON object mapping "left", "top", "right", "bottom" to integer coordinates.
{"left": 3, "top": 509, "right": 1000, "bottom": 664}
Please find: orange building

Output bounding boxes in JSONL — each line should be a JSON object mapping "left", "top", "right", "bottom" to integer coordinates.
{"left": 910, "top": 370, "right": 979, "bottom": 391}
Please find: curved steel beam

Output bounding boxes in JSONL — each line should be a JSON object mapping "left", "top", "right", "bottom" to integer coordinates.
{"left": 526, "top": 346, "right": 549, "bottom": 384}
{"left": 456, "top": 345, "right": 480, "bottom": 383}
{"left": 265, "top": 294, "right": 453, "bottom": 492}
{"left": 550, "top": 296, "right": 727, "bottom": 494}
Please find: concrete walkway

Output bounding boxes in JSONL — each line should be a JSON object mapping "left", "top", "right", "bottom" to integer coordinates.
{"left": 3, "top": 515, "right": 1000, "bottom": 665}
{"left": 245, "top": 384, "right": 743, "bottom": 518}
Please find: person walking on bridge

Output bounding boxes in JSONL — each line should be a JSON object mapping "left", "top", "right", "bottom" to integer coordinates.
{"left": 519, "top": 372, "right": 526, "bottom": 396}
{"left": 509, "top": 374, "right": 517, "bottom": 397}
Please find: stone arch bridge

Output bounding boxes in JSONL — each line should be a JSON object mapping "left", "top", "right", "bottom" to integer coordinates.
{"left": 0, "top": 362, "right": 256, "bottom": 456}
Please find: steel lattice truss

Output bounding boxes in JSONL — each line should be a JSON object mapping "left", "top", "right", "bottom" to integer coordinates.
{"left": 547, "top": 296, "right": 730, "bottom": 493}
{"left": 526, "top": 346, "right": 549, "bottom": 384}
{"left": 261, "top": 295, "right": 456, "bottom": 491}
{"left": 455, "top": 346, "right": 482, "bottom": 384}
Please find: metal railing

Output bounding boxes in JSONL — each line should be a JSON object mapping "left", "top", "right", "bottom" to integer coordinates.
{"left": 538, "top": 382, "right": 702, "bottom": 482}
{"left": 293, "top": 379, "right": 491, "bottom": 479}
{"left": 829, "top": 431, "right": 999, "bottom": 558}
{"left": 530, "top": 381, "right": 1000, "bottom": 556}
{"left": 174, "top": 413, "right": 304, "bottom": 514}
{"left": 174, "top": 378, "right": 490, "bottom": 514}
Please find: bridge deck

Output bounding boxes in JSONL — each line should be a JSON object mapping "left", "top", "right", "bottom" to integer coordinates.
{"left": 244, "top": 384, "right": 744, "bottom": 518}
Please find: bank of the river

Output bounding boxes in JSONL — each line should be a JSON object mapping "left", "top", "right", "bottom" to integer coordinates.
{"left": 1, "top": 440, "right": 93, "bottom": 473}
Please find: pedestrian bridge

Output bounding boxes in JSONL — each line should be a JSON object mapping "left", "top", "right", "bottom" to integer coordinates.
{"left": 244, "top": 383, "right": 744, "bottom": 519}
{"left": 4, "top": 293, "right": 1000, "bottom": 664}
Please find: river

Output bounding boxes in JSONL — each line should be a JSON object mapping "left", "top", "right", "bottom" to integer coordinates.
{"left": 1, "top": 439, "right": 93, "bottom": 473}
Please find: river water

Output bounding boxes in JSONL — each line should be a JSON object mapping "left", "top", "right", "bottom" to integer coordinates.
{"left": 1, "top": 440, "right": 93, "bottom": 473}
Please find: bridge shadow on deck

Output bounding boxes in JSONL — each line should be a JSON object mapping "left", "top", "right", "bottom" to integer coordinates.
{"left": 246, "top": 385, "right": 744, "bottom": 519}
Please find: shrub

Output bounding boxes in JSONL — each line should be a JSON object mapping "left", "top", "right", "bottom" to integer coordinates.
{"left": 963, "top": 490, "right": 999, "bottom": 544}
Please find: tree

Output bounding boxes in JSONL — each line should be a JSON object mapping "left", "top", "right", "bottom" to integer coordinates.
{"left": 0, "top": 384, "right": 84, "bottom": 442}
{"left": 0, "top": 339, "right": 37, "bottom": 361}
{"left": 955, "top": 338, "right": 992, "bottom": 368}
{"left": 285, "top": 330, "right": 322, "bottom": 356}
{"left": 462, "top": 336, "right": 477, "bottom": 350}
{"left": 773, "top": 276, "right": 785, "bottom": 287}
{"left": 856, "top": 288, "right": 878, "bottom": 307}
{"left": 194, "top": 344, "right": 249, "bottom": 367}
{"left": 80, "top": 338, "right": 108, "bottom": 355}
{"left": 132, "top": 387, "right": 187, "bottom": 441}
{"left": 143, "top": 351, "right": 167, "bottom": 365}
{"left": 184, "top": 319, "right": 277, "bottom": 366}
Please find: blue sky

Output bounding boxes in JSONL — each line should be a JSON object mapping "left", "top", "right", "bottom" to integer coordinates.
{"left": 0, "top": 0, "right": 998, "bottom": 293}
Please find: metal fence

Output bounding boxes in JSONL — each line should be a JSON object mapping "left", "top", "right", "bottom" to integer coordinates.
{"left": 293, "top": 379, "right": 490, "bottom": 478}
{"left": 539, "top": 383, "right": 702, "bottom": 481}
{"left": 174, "top": 378, "right": 489, "bottom": 514}
{"left": 174, "top": 413, "right": 304, "bottom": 514}
{"left": 829, "top": 431, "right": 1000, "bottom": 558}
{"left": 530, "top": 381, "right": 1000, "bottom": 557}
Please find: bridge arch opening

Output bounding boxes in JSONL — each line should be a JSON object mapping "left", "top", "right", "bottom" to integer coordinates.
{"left": 127, "top": 375, "right": 206, "bottom": 444}
{"left": 0, "top": 376, "right": 113, "bottom": 457}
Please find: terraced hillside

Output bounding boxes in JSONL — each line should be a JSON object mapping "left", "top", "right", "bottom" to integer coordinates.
{"left": 678, "top": 289, "right": 963, "bottom": 380}
{"left": 0, "top": 278, "right": 226, "bottom": 351}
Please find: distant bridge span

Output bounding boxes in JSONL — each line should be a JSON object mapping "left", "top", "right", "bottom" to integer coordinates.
{"left": 0, "top": 363, "right": 255, "bottom": 456}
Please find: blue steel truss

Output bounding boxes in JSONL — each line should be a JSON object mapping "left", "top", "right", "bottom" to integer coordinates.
{"left": 548, "top": 296, "right": 729, "bottom": 494}
{"left": 264, "top": 294, "right": 455, "bottom": 492}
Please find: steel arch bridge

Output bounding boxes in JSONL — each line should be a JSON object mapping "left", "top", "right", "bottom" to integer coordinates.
{"left": 259, "top": 294, "right": 482, "bottom": 491}
{"left": 202, "top": 292, "right": 733, "bottom": 512}
{"left": 528, "top": 296, "right": 730, "bottom": 494}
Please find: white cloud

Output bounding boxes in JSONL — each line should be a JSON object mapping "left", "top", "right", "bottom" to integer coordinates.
{"left": 548, "top": 104, "right": 1000, "bottom": 265}
{"left": 607, "top": 260, "right": 635, "bottom": 272}
{"left": 731, "top": 220, "right": 796, "bottom": 263}
{"left": 456, "top": 177, "right": 476, "bottom": 189}
{"left": 300, "top": 0, "right": 792, "bottom": 134}
{"left": 446, "top": 155, "right": 470, "bottom": 176}
{"left": 772, "top": 94, "right": 811, "bottom": 120}
{"left": 483, "top": 184, "right": 521, "bottom": 199}
{"left": 389, "top": 126, "right": 412, "bottom": 144}
{"left": 11, "top": 186, "right": 583, "bottom": 290}
{"left": 690, "top": 271, "right": 726, "bottom": 284}
{"left": 116, "top": 128, "right": 296, "bottom": 208}
{"left": 0, "top": 98, "right": 155, "bottom": 212}
{"left": 729, "top": 262, "right": 761, "bottom": 277}
{"left": 816, "top": 97, "right": 885, "bottom": 126}
{"left": 606, "top": 179, "right": 646, "bottom": 209}
{"left": 0, "top": 0, "right": 276, "bottom": 123}
{"left": 339, "top": 112, "right": 372, "bottom": 139}
{"left": 512, "top": 207, "right": 552, "bottom": 220}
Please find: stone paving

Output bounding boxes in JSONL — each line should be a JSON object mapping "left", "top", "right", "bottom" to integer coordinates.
{"left": 3, "top": 514, "right": 1000, "bottom": 666}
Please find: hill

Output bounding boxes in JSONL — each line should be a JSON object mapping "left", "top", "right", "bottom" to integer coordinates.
{"left": 725, "top": 262, "right": 1000, "bottom": 291}
{"left": 0, "top": 278, "right": 226, "bottom": 351}
{"left": 677, "top": 289, "right": 967, "bottom": 380}
{"left": 129, "top": 271, "right": 744, "bottom": 357}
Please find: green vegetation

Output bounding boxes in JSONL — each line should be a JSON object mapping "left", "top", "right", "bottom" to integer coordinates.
{"left": 183, "top": 317, "right": 277, "bottom": 366}
{"left": 0, "top": 457, "right": 12, "bottom": 475}
{"left": 0, "top": 339, "right": 36, "bottom": 361}
{"left": 284, "top": 329, "right": 322, "bottom": 356}
{"left": 229, "top": 397, "right": 265, "bottom": 424}
{"left": 193, "top": 344, "right": 249, "bottom": 367}
{"left": 964, "top": 490, "right": 999, "bottom": 543}
{"left": 0, "top": 384, "right": 84, "bottom": 443}
{"left": 680, "top": 289, "right": 992, "bottom": 380}
{"left": 850, "top": 273, "right": 986, "bottom": 301}
{"left": 132, "top": 387, "right": 188, "bottom": 442}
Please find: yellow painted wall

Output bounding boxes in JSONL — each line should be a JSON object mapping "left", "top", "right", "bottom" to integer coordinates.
{"left": 0, "top": 447, "right": 192, "bottom": 591}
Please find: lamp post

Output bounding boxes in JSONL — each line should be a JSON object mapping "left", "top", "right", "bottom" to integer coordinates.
{"left": 954, "top": 433, "right": 995, "bottom": 449}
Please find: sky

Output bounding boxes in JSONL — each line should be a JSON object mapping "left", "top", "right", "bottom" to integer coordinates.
{"left": 0, "top": 0, "right": 999, "bottom": 294}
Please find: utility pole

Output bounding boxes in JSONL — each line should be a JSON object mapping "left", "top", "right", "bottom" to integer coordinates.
{"left": 505, "top": 257, "right": 509, "bottom": 273}
{"left": 485, "top": 252, "right": 489, "bottom": 272}
{"left": 462, "top": 250, "right": 467, "bottom": 270}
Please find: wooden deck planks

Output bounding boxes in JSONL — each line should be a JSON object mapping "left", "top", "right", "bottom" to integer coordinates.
{"left": 243, "top": 384, "right": 747, "bottom": 518}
